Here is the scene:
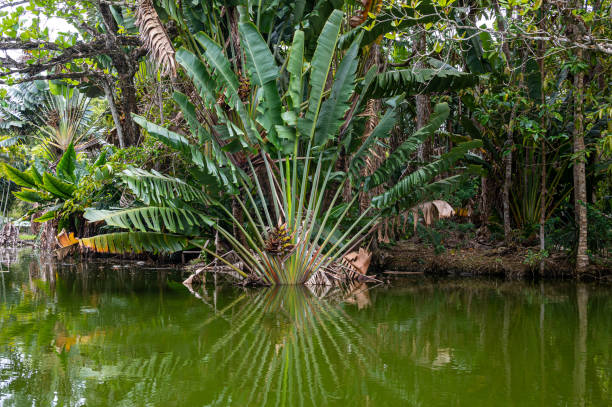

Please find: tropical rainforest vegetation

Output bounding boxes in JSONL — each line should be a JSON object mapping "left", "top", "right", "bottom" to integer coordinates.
{"left": 0, "top": 0, "right": 610, "bottom": 280}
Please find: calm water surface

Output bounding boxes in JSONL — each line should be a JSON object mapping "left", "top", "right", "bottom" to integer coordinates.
{"left": 0, "top": 251, "right": 610, "bottom": 406}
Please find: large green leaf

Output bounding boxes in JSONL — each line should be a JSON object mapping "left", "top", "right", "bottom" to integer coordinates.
{"left": 175, "top": 48, "right": 217, "bottom": 106}
{"left": 298, "top": 9, "right": 343, "bottom": 141}
{"left": 362, "top": 69, "right": 478, "bottom": 99}
{"left": 286, "top": 30, "right": 305, "bottom": 112}
{"left": 27, "top": 166, "right": 43, "bottom": 187}
{"left": 84, "top": 206, "right": 213, "bottom": 234}
{"left": 364, "top": 103, "right": 450, "bottom": 190}
{"left": 13, "top": 188, "right": 50, "bottom": 204}
{"left": 2, "top": 164, "right": 35, "bottom": 188}
{"left": 56, "top": 142, "right": 76, "bottom": 182}
{"left": 238, "top": 17, "right": 278, "bottom": 86}
{"left": 238, "top": 14, "right": 283, "bottom": 147}
{"left": 172, "top": 92, "right": 212, "bottom": 144}
{"left": 302, "top": 0, "right": 344, "bottom": 56}
{"left": 132, "top": 114, "right": 205, "bottom": 168}
{"left": 122, "top": 168, "right": 211, "bottom": 205}
{"left": 33, "top": 210, "right": 57, "bottom": 222}
{"left": 314, "top": 32, "right": 361, "bottom": 146}
{"left": 42, "top": 172, "right": 75, "bottom": 199}
{"left": 194, "top": 32, "right": 239, "bottom": 93}
{"left": 194, "top": 32, "right": 261, "bottom": 144}
{"left": 80, "top": 232, "right": 190, "bottom": 254}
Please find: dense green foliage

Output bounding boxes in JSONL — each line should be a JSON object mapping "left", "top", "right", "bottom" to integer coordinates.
{"left": 0, "top": 0, "right": 609, "bottom": 273}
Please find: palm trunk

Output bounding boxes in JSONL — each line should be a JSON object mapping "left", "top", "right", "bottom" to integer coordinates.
{"left": 572, "top": 48, "right": 589, "bottom": 272}
{"left": 538, "top": 24, "right": 546, "bottom": 273}
{"left": 118, "top": 74, "right": 140, "bottom": 145}
{"left": 414, "top": 32, "right": 432, "bottom": 162}
{"left": 503, "top": 104, "right": 517, "bottom": 242}
{"left": 540, "top": 144, "right": 546, "bottom": 272}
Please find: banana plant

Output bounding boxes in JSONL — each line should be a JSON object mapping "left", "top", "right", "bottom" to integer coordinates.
{"left": 80, "top": 9, "right": 481, "bottom": 284}
{"left": 1, "top": 143, "right": 115, "bottom": 230}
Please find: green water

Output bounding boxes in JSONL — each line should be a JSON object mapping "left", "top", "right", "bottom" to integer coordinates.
{"left": 0, "top": 252, "right": 610, "bottom": 406}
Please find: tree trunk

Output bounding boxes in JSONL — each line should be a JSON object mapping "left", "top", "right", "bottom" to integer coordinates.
{"left": 493, "top": 0, "right": 516, "bottom": 243}
{"left": 540, "top": 143, "right": 546, "bottom": 272}
{"left": 502, "top": 105, "right": 517, "bottom": 243}
{"left": 118, "top": 74, "right": 140, "bottom": 145}
{"left": 102, "top": 79, "right": 125, "bottom": 148}
{"left": 99, "top": 1, "right": 140, "bottom": 146}
{"left": 414, "top": 31, "right": 432, "bottom": 162}
{"left": 572, "top": 48, "right": 589, "bottom": 272}
{"left": 539, "top": 27, "right": 546, "bottom": 273}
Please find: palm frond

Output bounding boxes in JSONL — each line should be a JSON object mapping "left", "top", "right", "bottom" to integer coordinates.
{"left": 136, "top": 0, "right": 177, "bottom": 77}
{"left": 314, "top": 31, "right": 361, "bottom": 146}
{"left": 349, "top": 107, "right": 397, "bottom": 179}
{"left": 84, "top": 206, "right": 212, "bottom": 234}
{"left": 364, "top": 103, "right": 450, "bottom": 190}
{"left": 298, "top": 9, "right": 343, "bottom": 141}
{"left": 362, "top": 68, "right": 478, "bottom": 99}
{"left": 372, "top": 141, "right": 483, "bottom": 208}
{"left": 175, "top": 48, "right": 217, "bottom": 107}
{"left": 80, "top": 231, "right": 189, "bottom": 254}
{"left": 122, "top": 168, "right": 211, "bottom": 205}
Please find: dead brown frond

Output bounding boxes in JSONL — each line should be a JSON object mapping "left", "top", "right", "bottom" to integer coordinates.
{"left": 136, "top": 0, "right": 177, "bottom": 77}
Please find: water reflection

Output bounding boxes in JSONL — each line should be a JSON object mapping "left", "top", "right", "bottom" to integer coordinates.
{"left": 0, "top": 253, "right": 610, "bottom": 406}
{"left": 189, "top": 285, "right": 395, "bottom": 406}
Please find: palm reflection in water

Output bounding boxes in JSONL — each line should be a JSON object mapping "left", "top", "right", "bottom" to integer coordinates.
{"left": 191, "top": 283, "right": 392, "bottom": 406}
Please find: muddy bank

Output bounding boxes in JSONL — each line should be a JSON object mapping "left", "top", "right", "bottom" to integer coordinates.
{"left": 379, "top": 241, "right": 611, "bottom": 279}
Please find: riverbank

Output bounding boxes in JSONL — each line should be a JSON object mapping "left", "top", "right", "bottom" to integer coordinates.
{"left": 379, "top": 241, "right": 611, "bottom": 279}
{"left": 3, "top": 237, "right": 609, "bottom": 280}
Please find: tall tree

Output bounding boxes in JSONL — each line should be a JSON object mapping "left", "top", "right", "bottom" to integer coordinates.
{"left": 0, "top": 0, "right": 155, "bottom": 146}
{"left": 569, "top": 0, "right": 589, "bottom": 272}
{"left": 572, "top": 46, "right": 589, "bottom": 272}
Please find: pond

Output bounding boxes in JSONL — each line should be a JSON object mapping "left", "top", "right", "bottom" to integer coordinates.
{"left": 0, "top": 251, "right": 610, "bottom": 406}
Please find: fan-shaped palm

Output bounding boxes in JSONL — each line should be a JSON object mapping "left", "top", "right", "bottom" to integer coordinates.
{"left": 35, "top": 89, "right": 105, "bottom": 158}
{"left": 80, "top": 9, "right": 481, "bottom": 285}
